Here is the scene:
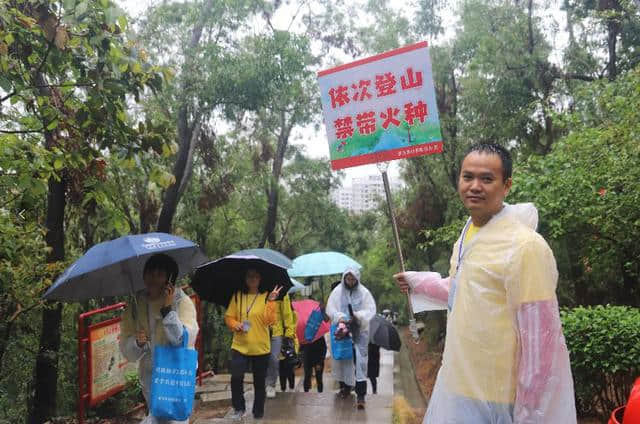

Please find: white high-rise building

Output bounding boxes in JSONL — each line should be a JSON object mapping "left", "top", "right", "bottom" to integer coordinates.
{"left": 331, "top": 175, "right": 400, "bottom": 214}
{"left": 330, "top": 188, "right": 353, "bottom": 211}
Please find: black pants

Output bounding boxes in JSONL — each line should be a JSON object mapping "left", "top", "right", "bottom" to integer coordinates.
{"left": 279, "top": 359, "right": 295, "bottom": 391}
{"left": 339, "top": 345, "right": 367, "bottom": 399}
{"left": 369, "top": 377, "right": 377, "bottom": 394}
{"left": 339, "top": 380, "right": 367, "bottom": 397}
{"left": 230, "top": 350, "right": 269, "bottom": 415}
{"left": 302, "top": 337, "right": 327, "bottom": 392}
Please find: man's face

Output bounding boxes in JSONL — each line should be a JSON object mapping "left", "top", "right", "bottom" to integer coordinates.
{"left": 458, "top": 152, "right": 512, "bottom": 222}
{"left": 344, "top": 273, "right": 358, "bottom": 288}
{"left": 144, "top": 269, "right": 169, "bottom": 299}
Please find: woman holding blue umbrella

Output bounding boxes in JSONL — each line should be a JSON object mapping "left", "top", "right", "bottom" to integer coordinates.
{"left": 119, "top": 253, "right": 199, "bottom": 424}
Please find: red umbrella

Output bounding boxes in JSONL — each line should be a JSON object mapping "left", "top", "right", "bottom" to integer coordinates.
{"left": 292, "top": 299, "right": 330, "bottom": 344}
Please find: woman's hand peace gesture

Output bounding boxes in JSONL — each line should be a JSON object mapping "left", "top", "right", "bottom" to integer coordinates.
{"left": 268, "top": 285, "right": 283, "bottom": 301}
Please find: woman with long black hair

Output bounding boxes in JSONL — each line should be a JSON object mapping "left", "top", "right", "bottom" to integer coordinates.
{"left": 224, "top": 269, "right": 282, "bottom": 420}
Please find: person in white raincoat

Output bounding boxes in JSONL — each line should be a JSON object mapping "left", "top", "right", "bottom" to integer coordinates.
{"left": 120, "top": 254, "right": 199, "bottom": 424}
{"left": 395, "top": 143, "right": 576, "bottom": 424}
{"left": 326, "top": 268, "right": 376, "bottom": 409}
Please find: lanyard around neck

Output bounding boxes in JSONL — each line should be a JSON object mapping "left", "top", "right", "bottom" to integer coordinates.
{"left": 245, "top": 293, "right": 259, "bottom": 319}
{"left": 456, "top": 219, "right": 473, "bottom": 273}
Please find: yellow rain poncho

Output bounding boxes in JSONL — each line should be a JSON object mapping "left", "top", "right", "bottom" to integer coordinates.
{"left": 406, "top": 203, "right": 576, "bottom": 423}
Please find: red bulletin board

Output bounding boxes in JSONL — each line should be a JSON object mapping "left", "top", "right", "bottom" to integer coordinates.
{"left": 87, "top": 317, "right": 128, "bottom": 406}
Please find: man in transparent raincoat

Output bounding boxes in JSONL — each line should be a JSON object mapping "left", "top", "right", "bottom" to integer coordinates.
{"left": 326, "top": 268, "right": 376, "bottom": 409}
{"left": 395, "top": 143, "right": 576, "bottom": 423}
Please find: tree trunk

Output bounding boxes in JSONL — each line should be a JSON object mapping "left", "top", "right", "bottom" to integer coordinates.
{"left": 565, "top": 237, "right": 587, "bottom": 306}
{"left": 606, "top": 20, "right": 618, "bottom": 81}
{"left": 620, "top": 257, "right": 639, "bottom": 306}
{"left": 157, "top": 112, "right": 202, "bottom": 232}
{"left": 137, "top": 178, "right": 155, "bottom": 234}
{"left": 260, "top": 182, "right": 280, "bottom": 248}
{"left": 28, "top": 71, "right": 66, "bottom": 423}
{"left": 0, "top": 312, "right": 16, "bottom": 371}
{"left": 28, "top": 175, "right": 65, "bottom": 424}
{"left": 156, "top": 12, "right": 207, "bottom": 233}
{"left": 527, "top": 0, "right": 535, "bottom": 54}
{"left": 542, "top": 108, "right": 555, "bottom": 154}
{"left": 259, "top": 113, "right": 291, "bottom": 247}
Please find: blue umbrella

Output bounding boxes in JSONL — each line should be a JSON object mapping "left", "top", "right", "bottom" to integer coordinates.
{"left": 288, "top": 251, "right": 362, "bottom": 277}
{"left": 43, "top": 233, "right": 207, "bottom": 301}
{"left": 288, "top": 278, "right": 306, "bottom": 294}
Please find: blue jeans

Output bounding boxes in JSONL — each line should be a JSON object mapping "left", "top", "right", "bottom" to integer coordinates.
{"left": 266, "top": 336, "right": 283, "bottom": 387}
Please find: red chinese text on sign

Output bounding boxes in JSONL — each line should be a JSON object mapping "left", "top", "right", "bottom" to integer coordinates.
{"left": 356, "top": 111, "right": 376, "bottom": 135}
{"left": 330, "top": 67, "right": 424, "bottom": 108}
{"left": 400, "top": 67, "right": 423, "bottom": 90}
{"left": 404, "top": 101, "right": 428, "bottom": 125}
{"left": 329, "top": 85, "right": 350, "bottom": 109}
{"left": 375, "top": 73, "right": 397, "bottom": 97}
{"left": 318, "top": 41, "right": 442, "bottom": 170}
{"left": 380, "top": 107, "right": 401, "bottom": 129}
{"left": 334, "top": 116, "right": 354, "bottom": 139}
{"left": 352, "top": 80, "right": 373, "bottom": 102}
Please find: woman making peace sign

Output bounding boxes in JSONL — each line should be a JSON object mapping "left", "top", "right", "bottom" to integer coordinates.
{"left": 224, "top": 268, "right": 283, "bottom": 420}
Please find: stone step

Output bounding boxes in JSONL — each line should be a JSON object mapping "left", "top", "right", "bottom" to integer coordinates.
{"left": 200, "top": 391, "right": 233, "bottom": 408}
{"left": 211, "top": 373, "right": 253, "bottom": 384}
{"left": 196, "top": 381, "right": 229, "bottom": 395}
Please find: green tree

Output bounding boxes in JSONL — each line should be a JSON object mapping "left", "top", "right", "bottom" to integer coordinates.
{"left": 138, "top": 0, "right": 300, "bottom": 233}
{"left": 0, "top": 0, "right": 166, "bottom": 420}
{"left": 511, "top": 67, "right": 640, "bottom": 306}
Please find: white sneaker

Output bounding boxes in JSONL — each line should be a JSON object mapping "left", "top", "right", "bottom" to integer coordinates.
{"left": 228, "top": 409, "right": 245, "bottom": 420}
{"left": 266, "top": 385, "right": 276, "bottom": 398}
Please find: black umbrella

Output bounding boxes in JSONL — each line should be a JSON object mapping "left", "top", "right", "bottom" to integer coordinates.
{"left": 369, "top": 314, "right": 402, "bottom": 351}
{"left": 191, "top": 252, "right": 293, "bottom": 307}
{"left": 234, "top": 248, "right": 293, "bottom": 269}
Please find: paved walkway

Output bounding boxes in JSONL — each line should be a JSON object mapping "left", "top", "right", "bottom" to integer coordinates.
{"left": 194, "top": 349, "right": 394, "bottom": 424}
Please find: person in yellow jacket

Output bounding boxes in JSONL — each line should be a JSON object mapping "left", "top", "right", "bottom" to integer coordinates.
{"left": 265, "top": 293, "right": 296, "bottom": 398}
{"left": 395, "top": 143, "right": 576, "bottom": 423}
{"left": 119, "top": 254, "right": 199, "bottom": 424}
{"left": 224, "top": 269, "right": 283, "bottom": 420}
{"left": 278, "top": 308, "right": 300, "bottom": 392}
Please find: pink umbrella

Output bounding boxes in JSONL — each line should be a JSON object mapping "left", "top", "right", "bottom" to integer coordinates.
{"left": 292, "top": 299, "right": 330, "bottom": 344}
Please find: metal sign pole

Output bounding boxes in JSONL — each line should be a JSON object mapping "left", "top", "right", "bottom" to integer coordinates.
{"left": 377, "top": 162, "right": 420, "bottom": 342}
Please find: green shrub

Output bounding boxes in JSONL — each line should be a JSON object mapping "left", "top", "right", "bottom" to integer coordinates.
{"left": 560, "top": 305, "right": 640, "bottom": 419}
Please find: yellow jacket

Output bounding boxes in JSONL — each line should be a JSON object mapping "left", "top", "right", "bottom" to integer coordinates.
{"left": 292, "top": 311, "right": 299, "bottom": 353}
{"left": 271, "top": 294, "right": 295, "bottom": 339}
{"left": 279, "top": 310, "right": 300, "bottom": 360}
{"left": 225, "top": 291, "right": 276, "bottom": 356}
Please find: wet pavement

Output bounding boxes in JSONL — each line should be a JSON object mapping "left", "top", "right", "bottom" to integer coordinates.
{"left": 194, "top": 349, "right": 394, "bottom": 424}
{"left": 394, "top": 339, "right": 426, "bottom": 410}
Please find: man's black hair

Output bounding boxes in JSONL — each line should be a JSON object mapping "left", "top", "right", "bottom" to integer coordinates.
{"left": 143, "top": 253, "right": 179, "bottom": 284}
{"left": 463, "top": 143, "right": 513, "bottom": 181}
